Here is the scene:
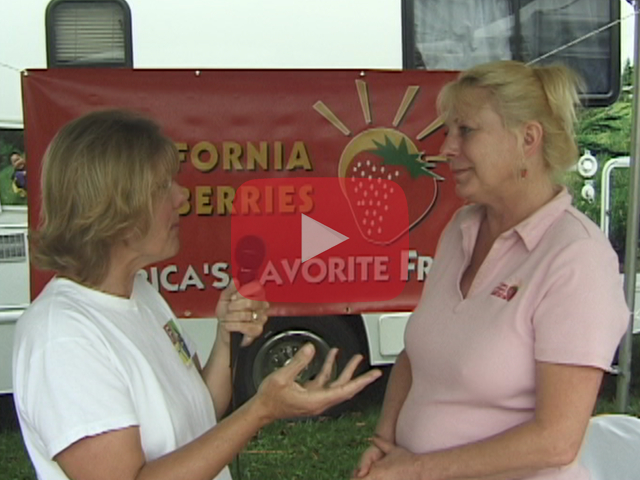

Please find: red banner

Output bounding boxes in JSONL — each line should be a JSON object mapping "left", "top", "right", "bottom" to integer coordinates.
{"left": 23, "top": 69, "right": 462, "bottom": 318}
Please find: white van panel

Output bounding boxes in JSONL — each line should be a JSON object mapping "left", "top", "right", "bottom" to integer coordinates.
{"left": 0, "top": 0, "right": 402, "bottom": 127}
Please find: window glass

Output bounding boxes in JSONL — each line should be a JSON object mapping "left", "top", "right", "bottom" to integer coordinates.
{"left": 522, "top": 1, "right": 613, "bottom": 96}
{"left": 413, "top": 0, "right": 512, "bottom": 70}
{"left": 407, "top": 0, "right": 619, "bottom": 105}
{"left": 46, "top": 0, "right": 132, "bottom": 67}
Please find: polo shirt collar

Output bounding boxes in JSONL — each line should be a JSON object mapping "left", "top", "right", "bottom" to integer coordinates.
{"left": 458, "top": 187, "right": 573, "bottom": 252}
{"left": 513, "top": 187, "right": 572, "bottom": 251}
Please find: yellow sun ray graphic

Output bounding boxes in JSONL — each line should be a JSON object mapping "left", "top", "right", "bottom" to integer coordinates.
{"left": 356, "top": 79, "right": 372, "bottom": 125}
{"left": 313, "top": 79, "right": 452, "bottom": 245}
{"left": 312, "top": 100, "right": 351, "bottom": 136}
{"left": 423, "top": 155, "right": 448, "bottom": 162}
{"left": 393, "top": 85, "right": 420, "bottom": 127}
{"left": 417, "top": 116, "right": 444, "bottom": 141}
{"left": 315, "top": 81, "right": 444, "bottom": 150}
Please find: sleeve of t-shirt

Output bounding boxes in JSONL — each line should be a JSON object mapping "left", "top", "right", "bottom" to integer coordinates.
{"left": 532, "top": 238, "right": 629, "bottom": 370}
{"left": 18, "top": 320, "right": 138, "bottom": 459}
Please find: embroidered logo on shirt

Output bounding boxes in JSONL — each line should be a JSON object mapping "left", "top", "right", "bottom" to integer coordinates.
{"left": 491, "top": 282, "right": 519, "bottom": 301}
{"left": 163, "top": 319, "right": 193, "bottom": 365}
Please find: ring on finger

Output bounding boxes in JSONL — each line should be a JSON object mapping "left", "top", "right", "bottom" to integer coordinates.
{"left": 251, "top": 311, "right": 258, "bottom": 321}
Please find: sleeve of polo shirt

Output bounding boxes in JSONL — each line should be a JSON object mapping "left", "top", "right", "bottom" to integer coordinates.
{"left": 532, "top": 238, "right": 629, "bottom": 370}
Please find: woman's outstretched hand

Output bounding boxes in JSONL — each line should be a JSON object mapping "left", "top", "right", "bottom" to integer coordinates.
{"left": 252, "top": 343, "right": 382, "bottom": 421}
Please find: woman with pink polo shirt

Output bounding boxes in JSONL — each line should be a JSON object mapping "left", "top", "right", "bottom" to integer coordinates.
{"left": 354, "top": 60, "right": 629, "bottom": 480}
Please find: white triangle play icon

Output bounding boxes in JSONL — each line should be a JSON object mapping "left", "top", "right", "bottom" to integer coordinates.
{"left": 301, "top": 214, "right": 349, "bottom": 262}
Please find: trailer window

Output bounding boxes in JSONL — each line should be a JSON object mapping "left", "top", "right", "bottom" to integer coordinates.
{"left": 403, "top": 0, "right": 621, "bottom": 106}
{"left": 46, "top": 0, "right": 132, "bottom": 67}
{"left": 0, "top": 129, "right": 26, "bottom": 209}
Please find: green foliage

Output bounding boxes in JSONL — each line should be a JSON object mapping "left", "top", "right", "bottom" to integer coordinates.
{"left": 622, "top": 59, "right": 634, "bottom": 88}
{"left": 569, "top": 71, "right": 633, "bottom": 262}
{"left": 576, "top": 101, "right": 632, "bottom": 158}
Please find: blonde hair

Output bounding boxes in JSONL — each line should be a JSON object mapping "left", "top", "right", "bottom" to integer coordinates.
{"left": 437, "top": 60, "right": 584, "bottom": 178}
{"left": 32, "top": 109, "right": 179, "bottom": 286}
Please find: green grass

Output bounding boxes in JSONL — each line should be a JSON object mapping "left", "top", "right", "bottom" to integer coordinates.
{"left": 2, "top": 398, "right": 639, "bottom": 480}
{"left": 1, "top": 360, "right": 639, "bottom": 480}
{"left": 0, "top": 429, "right": 34, "bottom": 480}
{"left": 0, "top": 402, "right": 379, "bottom": 480}
{"left": 231, "top": 408, "right": 378, "bottom": 480}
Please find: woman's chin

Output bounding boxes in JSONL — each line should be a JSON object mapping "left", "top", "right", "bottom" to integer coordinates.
{"left": 454, "top": 184, "right": 474, "bottom": 202}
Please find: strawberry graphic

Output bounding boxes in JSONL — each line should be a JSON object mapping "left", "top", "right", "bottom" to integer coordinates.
{"left": 338, "top": 128, "right": 443, "bottom": 245}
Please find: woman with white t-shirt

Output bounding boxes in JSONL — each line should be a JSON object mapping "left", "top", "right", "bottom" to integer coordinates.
{"left": 354, "top": 60, "right": 629, "bottom": 480}
{"left": 12, "top": 109, "right": 381, "bottom": 480}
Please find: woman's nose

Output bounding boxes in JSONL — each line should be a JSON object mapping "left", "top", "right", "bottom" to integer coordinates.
{"left": 172, "top": 182, "right": 189, "bottom": 208}
{"left": 440, "top": 133, "right": 459, "bottom": 158}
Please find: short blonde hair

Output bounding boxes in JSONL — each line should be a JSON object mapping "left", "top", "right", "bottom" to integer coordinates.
{"left": 437, "top": 60, "right": 584, "bottom": 178}
{"left": 32, "top": 109, "right": 179, "bottom": 286}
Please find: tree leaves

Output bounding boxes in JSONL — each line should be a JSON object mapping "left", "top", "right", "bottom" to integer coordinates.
{"left": 569, "top": 71, "right": 634, "bottom": 264}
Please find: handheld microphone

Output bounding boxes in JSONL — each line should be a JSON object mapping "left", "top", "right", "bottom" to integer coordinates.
{"left": 234, "top": 235, "right": 267, "bottom": 291}
{"left": 230, "top": 234, "right": 266, "bottom": 376}
{"left": 229, "top": 235, "right": 265, "bottom": 478}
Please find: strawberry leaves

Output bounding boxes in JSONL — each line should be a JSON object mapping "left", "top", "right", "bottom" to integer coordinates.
{"left": 369, "top": 136, "right": 443, "bottom": 180}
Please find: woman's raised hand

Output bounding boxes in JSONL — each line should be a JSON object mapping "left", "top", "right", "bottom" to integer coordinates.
{"left": 252, "top": 343, "right": 382, "bottom": 421}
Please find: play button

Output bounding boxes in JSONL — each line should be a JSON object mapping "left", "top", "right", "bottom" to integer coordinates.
{"left": 301, "top": 214, "right": 349, "bottom": 262}
{"left": 230, "top": 177, "right": 409, "bottom": 303}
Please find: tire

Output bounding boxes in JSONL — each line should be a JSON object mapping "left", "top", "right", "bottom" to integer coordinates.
{"left": 232, "top": 316, "right": 364, "bottom": 416}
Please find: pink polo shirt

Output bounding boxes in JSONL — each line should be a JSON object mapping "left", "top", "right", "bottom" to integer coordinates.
{"left": 396, "top": 189, "right": 629, "bottom": 480}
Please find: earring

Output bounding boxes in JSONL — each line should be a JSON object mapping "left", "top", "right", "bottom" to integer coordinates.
{"left": 518, "top": 154, "right": 528, "bottom": 180}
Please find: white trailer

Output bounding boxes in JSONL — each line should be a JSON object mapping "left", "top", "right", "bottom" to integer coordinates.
{"left": 0, "top": 0, "right": 407, "bottom": 397}
{"left": 0, "top": 0, "right": 625, "bottom": 403}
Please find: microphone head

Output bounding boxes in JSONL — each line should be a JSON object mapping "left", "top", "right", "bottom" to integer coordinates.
{"left": 234, "top": 235, "right": 266, "bottom": 285}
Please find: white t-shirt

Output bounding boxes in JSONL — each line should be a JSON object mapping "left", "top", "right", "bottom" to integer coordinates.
{"left": 13, "top": 275, "right": 232, "bottom": 480}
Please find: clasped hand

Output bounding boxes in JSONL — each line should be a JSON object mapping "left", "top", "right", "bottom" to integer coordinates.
{"left": 353, "top": 437, "right": 421, "bottom": 480}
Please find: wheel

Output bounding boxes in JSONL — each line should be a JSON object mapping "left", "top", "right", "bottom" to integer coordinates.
{"left": 232, "top": 316, "right": 364, "bottom": 416}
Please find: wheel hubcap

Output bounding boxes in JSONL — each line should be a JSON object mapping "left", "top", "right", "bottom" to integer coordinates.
{"left": 252, "top": 330, "right": 335, "bottom": 390}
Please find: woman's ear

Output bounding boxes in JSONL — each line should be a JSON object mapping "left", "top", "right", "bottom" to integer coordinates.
{"left": 522, "top": 121, "right": 543, "bottom": 158}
